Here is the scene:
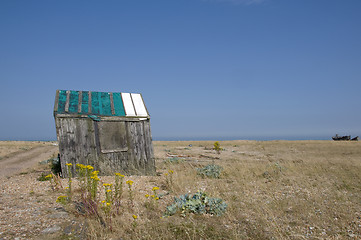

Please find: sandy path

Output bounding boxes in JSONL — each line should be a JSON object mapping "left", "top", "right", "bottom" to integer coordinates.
{"left": 0, "top": 145, "right": 58, "bottom": 178}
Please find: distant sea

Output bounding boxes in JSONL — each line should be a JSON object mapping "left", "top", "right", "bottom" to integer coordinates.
{"left": 0, "top": 135, "right": 338, "bottom": 142}
{"left": 153, "top": 135, "right": 332, "bottom": 141}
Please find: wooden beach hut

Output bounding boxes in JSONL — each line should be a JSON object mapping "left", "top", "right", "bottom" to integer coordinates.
{"left": 54, "top": 90, "right": 155, "bottom": 177}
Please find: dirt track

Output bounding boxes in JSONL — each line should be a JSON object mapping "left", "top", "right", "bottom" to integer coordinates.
{"left": 0, "top": 145, "right": 58, "bottom": 178}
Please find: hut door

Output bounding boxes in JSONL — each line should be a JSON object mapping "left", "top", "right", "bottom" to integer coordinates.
{"left": 97, "top": 121, "right": 128, "bottom": 153}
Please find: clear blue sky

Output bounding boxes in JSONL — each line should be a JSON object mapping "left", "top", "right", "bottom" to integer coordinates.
{"left": 1, "top": 0, "right": 360, "bottom": 141}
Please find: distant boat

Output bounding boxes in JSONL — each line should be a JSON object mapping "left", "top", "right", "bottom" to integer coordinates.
{"left": 332, "top": 134, "right": 358, "bottom": 141}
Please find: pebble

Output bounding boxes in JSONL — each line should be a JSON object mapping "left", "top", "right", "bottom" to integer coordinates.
{"left": 49, "top": 212, "right": 68, "bottom": 219}
{"left": 41, "top": 225, "right": 61, "bottom": 234}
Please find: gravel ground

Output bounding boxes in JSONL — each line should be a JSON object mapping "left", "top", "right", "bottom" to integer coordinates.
{"left": 0, "top": 171, "right": 86, "bottom": 240}
{"left": 0, "top": 142, "right": 85, "bottom": 240}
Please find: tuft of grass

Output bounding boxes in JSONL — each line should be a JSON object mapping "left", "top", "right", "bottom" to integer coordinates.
{"left": 164, "top": 157, "right": 183, "bottom": 164}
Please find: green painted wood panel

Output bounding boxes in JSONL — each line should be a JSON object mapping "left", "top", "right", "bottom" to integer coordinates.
{"left": 113, "top": 92, "right": 126, "bottom": 116}
{"left": 55, "top": 90, "right": 131, "bottom": 117}
{"left": 100, "top": 92, "right": 112, "bottom": 116}
{"left": 91, "top": 92, "right": 100, "bottom": 115}
{"left": 57, "top": 90, "right": 67, "bottom": 113}
{"left": 81, "top": 91, "right": 89, "bottom": 114}
{"left": 68, "top": 91, "right": 79, "bottom": 113}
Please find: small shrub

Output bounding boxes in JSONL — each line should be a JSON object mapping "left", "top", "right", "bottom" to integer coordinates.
{"left": 56, "top": 195, "right": 69, "bottom": 205}
{"left": 164, "top": 170, "right": 174, "bottom": 190}
{"left": 51, "top": 155, "right": 62, "bottom": 175}
{"left": 197, "top": 164, "right": 223, "bottom": 178}
{"left": 164, "top": 157, "right": 183, "bottom": 164}
{"left": 164, "top": 191, "right": 227, "bottom": 217}
{"left": 37, "top": 172, "right": 51, "bottom": 181}
{"left": 213, "top": 141, "right": 221, "bottom": 154}
{"left": 262, "top": 162, "right": 285, "bottom": 180}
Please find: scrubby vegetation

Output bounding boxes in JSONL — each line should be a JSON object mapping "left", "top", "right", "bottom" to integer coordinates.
{"left": 41, "top": 140, "right": 361, "bottom": 239}
{"left": 197, "top": 164, "right": 223, "bottom": 178}
{"left": 164, "top": 191, "right": 227, "bottom": 217}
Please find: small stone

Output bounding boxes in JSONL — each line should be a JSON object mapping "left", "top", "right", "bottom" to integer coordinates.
{"left": 28, "top": 221, "right": 41, "bottom": 225}
{"left": 49, "top": 212, "right": 68, "bottom": 219}
{"left": 41, "top": 225, "right": 61, "bottom": 234}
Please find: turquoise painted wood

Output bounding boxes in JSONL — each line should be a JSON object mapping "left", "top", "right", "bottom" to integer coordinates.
{"left": 91, "top": 92, "right": 100, "bottom": 115}
{"left": 54, "top": 90, "right": 142, "bottom": 118}
{"left": 57, "top": 90, "right": 67, "bottom": 114}
{"left": 100, "top": 92, "right": 112, "bottom": 116}
{"left": 112, "top": 92, "right": 126, "bottom": 116}
{"left": 68, "top": 91, "right": 79, "bottom": 113}
{"left": 81, "top": 91, "right": 89, "bottom": 114}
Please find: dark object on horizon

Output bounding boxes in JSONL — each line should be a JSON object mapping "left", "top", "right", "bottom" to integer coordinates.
{"left": 54, "top": 90, "right": 155, "bottom": 177}
{"left": 332, "top": 134, "right": 358, "bottom": 141}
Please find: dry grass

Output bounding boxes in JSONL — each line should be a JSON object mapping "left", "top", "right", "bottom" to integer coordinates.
{"left": 79, "top": 140, "right": 361, "bottom": 239}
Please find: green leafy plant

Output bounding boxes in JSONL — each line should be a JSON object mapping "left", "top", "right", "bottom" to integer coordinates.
{"left": 197, "top": 164, "right": 223, "bottom": 178}
{"left": 164, "top": 191, "right": 227, "bottom": 217}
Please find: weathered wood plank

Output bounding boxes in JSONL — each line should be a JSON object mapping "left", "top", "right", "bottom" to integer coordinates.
{"left": 65, "top": 90, "right": 70, "bottom": 112}
{"left": 54, "top": 90, "right": 59, "bottom": 113}
{"left": 143, "top": 120, "right": 155, "bottom": 173}
{"left": 56, "top": 118, "right": 98, "bottom": 177}
{"left": 56, "top": 118, "right": 155, "bottom": 176}
{"left": 55, "top": 114, "right": 147, "bottom": 121}
{"left": 109, "top": 92, "right": 115, "bottom": 115}
{"left": 78, "top": 91, "right": 82, "bottom": 113}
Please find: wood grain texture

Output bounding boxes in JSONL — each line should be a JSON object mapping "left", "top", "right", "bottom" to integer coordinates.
{"left": 55, "top": 117, "right": 155, "bottom": 177}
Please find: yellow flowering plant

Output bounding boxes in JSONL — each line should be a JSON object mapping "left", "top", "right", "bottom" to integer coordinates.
{"left": 152, "top": 187, "right": 160, "bottom": 200}
{"left": 213, "top": 141, "right": 221, "bottom": 154}
{"left": 56, "top": 195, "right": 68, "bottom": 205}
{"left": 65, "top": 163, "right": 73, "bottom": 200}
{"left": 114, "top": 173, "right": 125, "bottom": 205}
{"left": 104, "top": 183, "right": 113, "bottom": 205}
{"left": 76, "top": 164, "right": 87, "bottom": 194}
{"left": 85, "top": 165, "right": 94, "bottom": 194}
{"left": 144, "top": 186, "right": 160, "bottom": 210}
{"left": 90, "top": 170, "right": 99, "bottom": 200}
{"left": 126, "top": 180, "right": 134, "bottom": 206}
{"left": 132, "top": 214, "right": 138, "bottom": 229}
{"left": 44, "top": 173, "right": 56, "bottom": 191}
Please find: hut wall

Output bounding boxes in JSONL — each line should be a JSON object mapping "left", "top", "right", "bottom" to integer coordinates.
{"left": 55, "top": 116, "right": 155, "bottom": 177}
{"left": 55, "top": 117, "right": 98, "bottom": 177}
